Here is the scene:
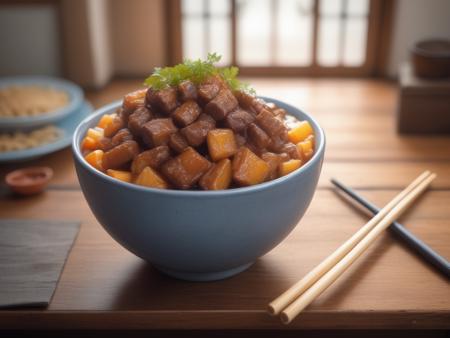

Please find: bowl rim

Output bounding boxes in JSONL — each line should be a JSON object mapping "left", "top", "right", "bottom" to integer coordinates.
{"left": 0, "top": 76, "right": 84, "bottom": 125}
{"left": 72, "top": 96, "right": 325, "bottom": 197}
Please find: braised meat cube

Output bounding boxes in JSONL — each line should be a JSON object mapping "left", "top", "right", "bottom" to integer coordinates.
{"left": 251, "top": 98, "right": 268, "bottom": 115}
{"left": 205, "top": 88, "right": 238, "bottom": 121}
{"left": 111, "top": 128, "right": 133, "bottom": 147}
{"left": 234, "top": 91, "right": 267, "bottom": 115}
{"left": 235, "top": 134, "right": 246, "bottom": 147}
{"left": 128, "top": 106, "right": 152, "bottom": 137}
{"left": 224, "top": 108, "right": 254, "bottom": 133}
{"left": 197, "top": 113, "right": 216, "bottom": 128}
{"left": 161, "top": 147, "right": 211, "bottom": 189}
{"left": 279, "top": 152, "right": 290, "bottom": 162}
{"left": 273, "top": 108, "right": 287, "bottom": 119}
{"left": 131, "top": 145, "right": 171, "bottom": 175}
{"left": 247, "top": 123, "right": 271, "bottom": 150}
{"left": 123, "top": 89, "right": 147, "bottom": 112}
{"left": 199, "top": 158, "right": 232, "bottom": 190}
{"left": 197, "top": 76, "right": 223, "bottom": 103}
{"left": 256, "top": 109, "right": 287, "bottom": 137}
{"left": 181, "top": 114, "right": 216, "bottom": 147}
{"left": 103, "top": 140, "right": 139, "bottom": 170}
{"left": 172, "top": 100, "right": 201, "bottom": 127}
{"left": 261, "top": 152, "right": 289, "bottom": 180}
{"left": 268, "top": 134, "right": 288, "bottom": 152}
{"left": 261, "top": 152, "right": 282, "bottom": 180}
{"left": 117, "top": 107, "right": 132, "bottom": 124}
{"left": 169, "top": 132, "right": 189, "bottom": 153}
{"left": 104, "top": 115, "right": 125, "bottom": 138}
{"left": 98, "top": 137, "right": 114, "bottom": 152}
{"left": 234, "top": 91, "right": 254, "bottom": 111}
{"left": 232, "top": 147, "right": 269, "bottom": 186}
{"left": 207, "top": 129, "right": 237, "bottom": 162}
{"left": 142, "top": 118, "right": 178, "bottom": 147}
{"left": 281, "top": 142, "right": 301, "bottom": 159}
{"left": 146, "top": 87, "right": 178, "bottom": 114}
{"left": 178, "top": 80, "right": 197, "bottom": 102}
{"left": 244, "top": 141, "right": 264, "bottom": 157}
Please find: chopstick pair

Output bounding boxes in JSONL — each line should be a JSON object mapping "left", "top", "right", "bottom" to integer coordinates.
{"left": 331, "top": 178, "right": 450, "bottom": 278}
{"left": 268, "top": 171, "right": 437, "bottom": 324}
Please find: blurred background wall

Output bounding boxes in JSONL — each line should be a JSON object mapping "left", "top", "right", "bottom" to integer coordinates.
{"left": 387, "top": 0, "right": 450, "bottom": 77}
{"left": 0, "top": 4, "right": 61, "bottom": 76}
{"left": 110, "top": 0, "right": 167, "bottom": 76}
{"left": 1, "top": 0, "right": 449, "bottom": 87}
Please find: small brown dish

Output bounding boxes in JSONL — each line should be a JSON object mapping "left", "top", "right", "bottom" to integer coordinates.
{"left": 5, "top": 166, "right": 53, "bottom": 196}
{"left": 411, "top": 39, "right": 450, "bottom": 78}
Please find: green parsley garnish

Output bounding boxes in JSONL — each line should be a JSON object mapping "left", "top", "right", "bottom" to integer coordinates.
{"left": 144, "top": 53, "right": 256, "bottom": 95}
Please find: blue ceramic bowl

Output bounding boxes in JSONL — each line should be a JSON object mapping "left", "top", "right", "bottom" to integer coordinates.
{"left": 72, "top": 97, "right": 325, "bottom": 281}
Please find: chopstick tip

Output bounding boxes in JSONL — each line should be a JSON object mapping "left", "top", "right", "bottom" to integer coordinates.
{"left": 280, "top": 312, "right": 291, "bottom": 325}
{"left": 267, "top": 304, "right": 277, "bottom": 316}
{"left": 330, "top": 178, "right": 341, "bottom": 187}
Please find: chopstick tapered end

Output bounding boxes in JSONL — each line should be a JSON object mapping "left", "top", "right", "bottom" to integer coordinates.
{"left": 330, "top": 178, "right": 339, "bottom": 185}
{"left": 267, "top": 304, "right": 277, "bottom": 316}
{"left": 280, "top": 312, "right": 291, "bottom": 325}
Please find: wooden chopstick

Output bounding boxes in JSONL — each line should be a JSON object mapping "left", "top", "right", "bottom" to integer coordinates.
{"left": 280, "top": 173, "right": 436, "bottom": 324}
{"left": 267, "top": 171, "right": 431, "bottom": 316}
{"left": 331, "top": 179, "right": 450, "bottom": 278}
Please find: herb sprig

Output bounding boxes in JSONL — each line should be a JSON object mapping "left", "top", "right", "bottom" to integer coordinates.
{"left": 144, "top": 53, "right": 255, "bottom": 95}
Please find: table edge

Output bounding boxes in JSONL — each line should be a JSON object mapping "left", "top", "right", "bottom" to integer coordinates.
{"left": 1, "top": 310, "right": 449, "bottom": 330}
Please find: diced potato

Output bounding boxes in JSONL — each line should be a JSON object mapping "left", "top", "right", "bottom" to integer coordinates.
{"left": 261, "top": 152, "right": 283, "bottom": 180}
{"left": 84, "top": 150, "right": 104, "bottom": 171}
{"left": 232, "top": 147, "right": 269, "bottom": 186}
{"left": 106, "top": 169, "right": 132, "bottom": 183}
{"left": 199, "top": 159, "right": 232, "bottom": 190}
{"left": 207, "top": 129, "right": 237, "bottom": 162}
{"left": 81, "top": 136, "right": 96, "bottom": 151}
{"left": 305, "top": 134, "right": 315, "bottom": 147}
{"left": 278, "top": 159, "right": 302, "bottom": 177}
{"left": 288, "top": 121, "right": 313, "bottom": 144}
{"left": 104, "top": 115, "right": 125, "bottom": 138}
{"left": 87, "top": 127, "right": 104, "bottom": 139}
{"left": 297, "top": 137, "right": 314, "bottom": 161}
{"left": 81, "top": 127, "right": 104, "bottom": 151}
{"left": 135, "top": 166, "right": 169, "bottom": 189}
{"left": 123, "top": 89, "right": 147, "bottom": 111}
{"left": 97, "top": 114, "right": 115, "bottom": 129}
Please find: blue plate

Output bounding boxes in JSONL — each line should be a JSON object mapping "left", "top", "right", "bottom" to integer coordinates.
{"left": 0, "top": 101, "right": 93, "bottom": 163}
{"left": 0, "top": 76, "right": 84, "bottom": 130}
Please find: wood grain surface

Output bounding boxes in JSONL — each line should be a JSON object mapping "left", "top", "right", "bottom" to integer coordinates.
{"left": 0, "top": 79, "right": 449, "bottom": 330}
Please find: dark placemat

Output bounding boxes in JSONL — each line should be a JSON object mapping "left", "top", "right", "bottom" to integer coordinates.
{"left": 0, "top": 219, "right": 80, "bottom": 308}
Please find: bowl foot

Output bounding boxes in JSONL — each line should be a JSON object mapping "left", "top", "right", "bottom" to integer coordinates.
{"left": 154, "top": 262, "right": 254, "bottom": 282}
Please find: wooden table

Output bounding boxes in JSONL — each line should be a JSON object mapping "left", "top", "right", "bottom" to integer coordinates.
{"left": 1, "top": 79, "right": 449, "bottom": 333}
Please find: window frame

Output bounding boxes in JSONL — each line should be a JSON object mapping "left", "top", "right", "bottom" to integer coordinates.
{"left": 166, "top": 0, "right": 395, "bottom": 77}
